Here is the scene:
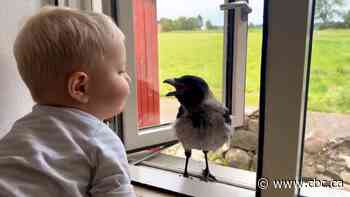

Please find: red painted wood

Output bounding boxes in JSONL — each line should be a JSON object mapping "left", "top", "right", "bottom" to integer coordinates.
{"left": 145, "top": 0, "right": 160, "bottom": 126}
{"left": 133, "top": 0, "right": 160, "bottom": 128}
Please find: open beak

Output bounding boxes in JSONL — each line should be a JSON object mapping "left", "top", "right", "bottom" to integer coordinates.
{"left": 163, "top": 78, "right": 177, "bottom": 97}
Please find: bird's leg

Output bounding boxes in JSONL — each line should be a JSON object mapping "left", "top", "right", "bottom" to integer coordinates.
{"left": 201, "top": 150, "right": 217, "bottom": 182}
{"left": 183, "top": 149, "right": 192, "bottom": 178}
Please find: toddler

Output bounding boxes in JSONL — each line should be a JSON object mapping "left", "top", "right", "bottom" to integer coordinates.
{"left": 0, "top": 6, "right": 135, "bottom": 197}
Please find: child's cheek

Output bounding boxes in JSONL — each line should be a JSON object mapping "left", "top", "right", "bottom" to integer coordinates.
{"left": 112, "top": 79, "right": 130, "bottom": 112}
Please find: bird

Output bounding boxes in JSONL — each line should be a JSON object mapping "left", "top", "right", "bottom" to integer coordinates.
{"left": 163, "top": 75, "right": 232, "bottom": 182}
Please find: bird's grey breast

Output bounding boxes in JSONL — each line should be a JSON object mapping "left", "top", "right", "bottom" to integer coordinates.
{"left": 174, "top": 99, "right": 232, "bottom": 150}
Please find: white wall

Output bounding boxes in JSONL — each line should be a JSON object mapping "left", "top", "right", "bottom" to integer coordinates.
{"left": 0, "top": 0, "right": 50, "bottom": 138}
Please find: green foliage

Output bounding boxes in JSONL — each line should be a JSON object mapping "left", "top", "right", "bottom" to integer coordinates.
{"left": 315, "top": 0, "right": 344, "bottom": 25}
{"left": 158, "top": 29, "right": 350, "bottom": 113}
{"left": 159, "top": 16, "right": 203, "bottom": 32}
{"left": 159, "top": 18, "right": 175, "bottom": 32}
{"left": 317, "top": 22, "right": 348, "bottom": 30}
{"left": 344, "top": 10, "right": 350, "bottom": 27}
{"left": 205, "top": 20, "right": 213, "bottom": 29}
{"left": 205, "top": 20, "right": 221, "bottom": 30}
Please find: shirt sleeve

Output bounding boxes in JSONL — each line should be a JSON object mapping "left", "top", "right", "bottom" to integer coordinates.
{"left": 89, "top": 174, "right": 135, "bottom": 197}
{"left": 89, "top": 126, "right": 136, "bottom": 197}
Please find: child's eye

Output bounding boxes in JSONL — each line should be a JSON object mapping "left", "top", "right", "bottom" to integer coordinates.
{"left": 118, "top": 71, "right": 125, "bottom": 74}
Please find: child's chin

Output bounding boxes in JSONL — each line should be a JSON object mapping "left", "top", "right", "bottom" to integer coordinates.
{"left": 105, "top": 102, "right": 127, "bottom": 118}
{"left": 112, "top": 106, "right": 123, "bottom": 116}
{"left": 101, "top": 109, "right": 120, "bottom": 120}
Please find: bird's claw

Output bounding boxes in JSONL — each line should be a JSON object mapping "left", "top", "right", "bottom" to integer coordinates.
{"left": 201, "top": 169, "right": 217, "bottom": 182}
{"left": 183, "top": 172, "right": 189, "bottom": 178}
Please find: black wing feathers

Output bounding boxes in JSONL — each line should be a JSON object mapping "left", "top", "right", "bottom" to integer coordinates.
{"left": 223, "top": 108, "right": 231, "bottom": 124}
{"left": 176, "top": 105, "right": 185, "bottom": 118}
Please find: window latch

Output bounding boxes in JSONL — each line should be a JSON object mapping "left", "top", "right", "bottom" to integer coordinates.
{"left": 220, "top": 1, "right": 252, "bottom": 21}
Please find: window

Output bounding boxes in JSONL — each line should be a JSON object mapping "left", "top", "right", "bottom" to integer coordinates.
{"left": 117, "top": 0, "right": 256, "bottom": 196}
{"left": 4, "top": 0, "right": 343, "bottom": 197}
{"left": 105, "top": 0, "right": 350, "bottom": 196}
{"left": 55, "top": 0, "right": 100, "bottom": 10}
{"left": 58, "top": 0, "right": 350, "bottom": 196}
{"left": 301, "top": 0, "right": 350, "bottom": 194}
{"left": 119, "top": 0, "right": 248, "bottom": 153}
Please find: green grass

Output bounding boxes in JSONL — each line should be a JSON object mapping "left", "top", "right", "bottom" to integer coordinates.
{"left": 308, "top": 29, "right": 350, "bottom": 113}
{"left": 159, "top": 31, "right": 224, "bottom": 100}
{"left": 158, "top": 29, "right": 350, "bottom": 113}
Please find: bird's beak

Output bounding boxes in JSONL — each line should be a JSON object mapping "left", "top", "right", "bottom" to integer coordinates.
{"left": 163, "top": 78, "right": 177, "bottom": 97}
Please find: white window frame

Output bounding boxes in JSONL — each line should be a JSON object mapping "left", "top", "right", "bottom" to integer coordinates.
{"left": 257, "top": 0, "right": 315, "bottom": 196}
{"left": 116, "top": 0, "right": 248, "bottom": 152}
{"left": 115, "top": 0, "right": 177, "bottom": 151}
{"left": 59, "top": 0, "right": 350, "bottom": 196}
{"left": 57, "top": 0, "right": 102, "bottom": 12}
{"left": 114, "top": 0, "right": 255, "bottom": 196}
{"left": 223, "top": 0, "right": 248, "bottom": 128}
{"left": 257, "top": 0, "right": 350, "bottom": 196}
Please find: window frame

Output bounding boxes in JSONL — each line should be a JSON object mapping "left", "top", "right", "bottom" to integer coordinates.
{"left": 55, "top": 0, "right": 102, "bottom": 11}
{"left": 113, "top": 0, "right": 172, "bottom": 151}
{"left": 116, "top": 0, "right": 247, "bottom": 152}
{"left": 112, "top": 0, "right": 252, "bottom": 194}
{"left": 224, "top": 0, "right": 248, "bottom": 128}
{"left": 104, "top": 0, "right": 350, "bottom": 196}
{"left": 114, "top": 0, "right": 254, "bottom": 195}
{"left": 256, "top": 0, "right": 315, "bottom": 196}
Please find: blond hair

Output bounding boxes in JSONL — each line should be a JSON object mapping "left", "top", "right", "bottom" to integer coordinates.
{"left": 14, "top": 6, "right": 123, "bottom": 102}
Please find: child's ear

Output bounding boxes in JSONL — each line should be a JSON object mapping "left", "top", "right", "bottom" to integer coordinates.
{"left": 68, "top": 72, "right": 89, "bottom": 104}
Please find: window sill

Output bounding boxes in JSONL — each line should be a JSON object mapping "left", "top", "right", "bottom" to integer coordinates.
{"left": 128, "top": 152, "right": 350, "bottom": 197}
{"left": 128, "top": 152, "right": 256, "bottom": 196}
{"left": 300, "top": 187, "right": 350, "bottom": 197}
{"left": 129, "top": 164, "right": 256, "bottom": 197}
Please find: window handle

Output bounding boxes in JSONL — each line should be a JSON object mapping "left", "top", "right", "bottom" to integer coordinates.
{"left": 220, "top": 1, "right": 252, "bottom": 21}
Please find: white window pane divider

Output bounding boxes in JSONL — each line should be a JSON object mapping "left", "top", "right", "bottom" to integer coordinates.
{"left": 257, "top": 0, "right": 314, "bottom": 196}
{"left": 116, "top": 0, "right": 177, "bottom": 151}
{"left": 227, "top": 0, "right": 249, "bottom": 127}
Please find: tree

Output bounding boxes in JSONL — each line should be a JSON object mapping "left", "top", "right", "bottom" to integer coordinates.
{"left": 205, "top": 20, "right": 214, "bottom": 30}
{"left": 315, "top": 0, "right": 344, "bottom": 25}
{"left": 187, "top": 17, "right": 199, "bottom": 30}
{"left": 173, "top": 16, "right": 201, "bottom": 31}
{"left": 174, "top": 16, "right": 187, "bottom": 30}
{"left": 159, "top": 16, "right": 207, "bottom": 31}
{"left": 343, "top": 10, "right": 350, "bottom": 27}
{"left": 159, "top": 18, "right": 174, "bottom": 32}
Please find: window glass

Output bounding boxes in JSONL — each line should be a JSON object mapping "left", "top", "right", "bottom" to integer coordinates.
{"left": 302, "top": 0, "right": 350, "bottom": 192}
{"left": 134, "top": 0, "right": 224, "bottom": 129}
{"left": 156, "top": 0, "right": 264, "bottom": 176}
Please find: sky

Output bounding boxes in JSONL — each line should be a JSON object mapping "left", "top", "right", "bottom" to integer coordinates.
{"left": 157, "top": 0, "right": 264, "bottom": 25}
{"left": 157, "top": 0, "right": 350, "bottom": 26}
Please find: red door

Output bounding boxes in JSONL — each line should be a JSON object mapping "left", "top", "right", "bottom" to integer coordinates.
{"left": 133, "top": 0, "right": 160, "bottom": 128}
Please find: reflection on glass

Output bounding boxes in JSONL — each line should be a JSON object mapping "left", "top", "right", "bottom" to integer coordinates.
{"left": 302, "top": 0, "right": 350, "bottom": 192}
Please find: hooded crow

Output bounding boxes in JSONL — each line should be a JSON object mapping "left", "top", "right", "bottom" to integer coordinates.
{"left": 163, "top": 75, "right": 232, "bottom": 181}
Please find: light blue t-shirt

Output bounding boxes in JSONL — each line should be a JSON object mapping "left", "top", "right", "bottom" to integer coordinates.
{"left": 0, "top": 105, "right": 135, "bottom": 197}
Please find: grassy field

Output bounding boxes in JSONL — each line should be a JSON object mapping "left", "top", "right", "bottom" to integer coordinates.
{"left": 158, "top": 29, "right": 350, "bottom": 113}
